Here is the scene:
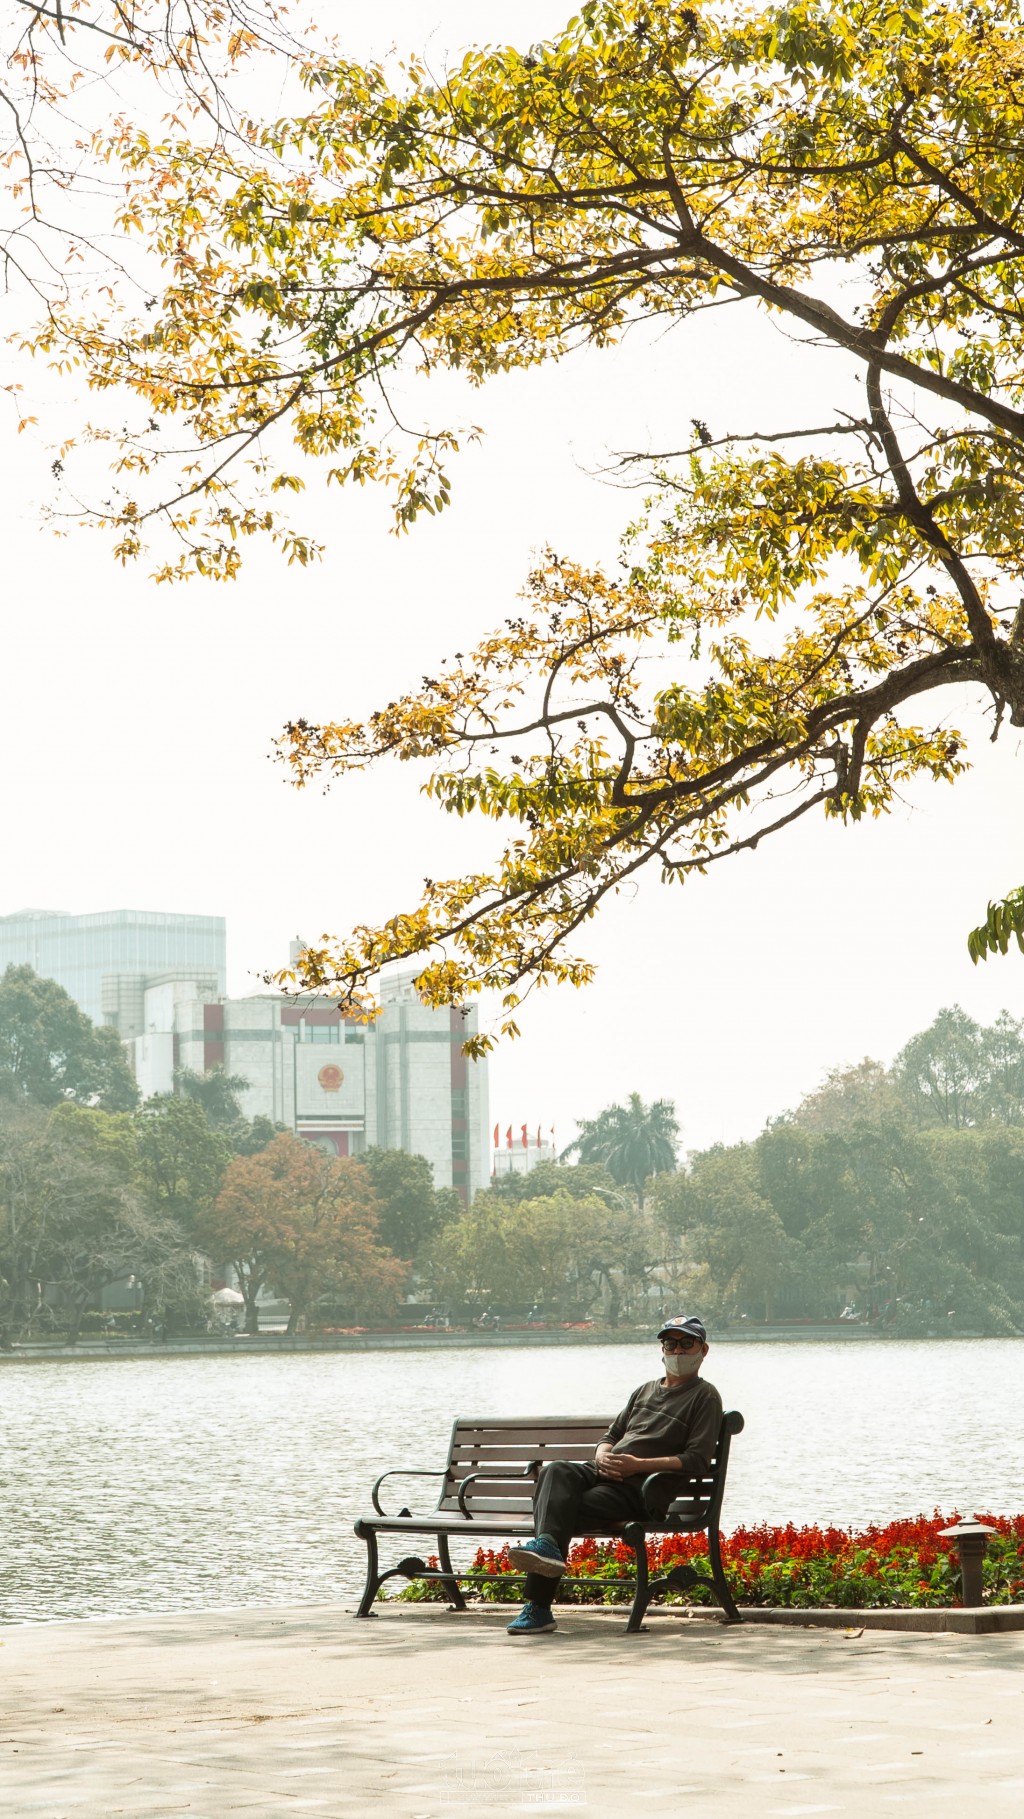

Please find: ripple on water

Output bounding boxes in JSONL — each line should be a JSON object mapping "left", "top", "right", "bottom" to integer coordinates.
{"left": 1, "top": 1339, "right": 1021, "bottom": 1623}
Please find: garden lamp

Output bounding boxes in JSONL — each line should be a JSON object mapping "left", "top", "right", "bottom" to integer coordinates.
{"left": 939, "top": 1518, "right": 997, "bottom": 1608}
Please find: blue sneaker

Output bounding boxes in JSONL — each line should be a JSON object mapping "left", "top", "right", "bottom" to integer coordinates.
{"left": 507, "top": 1601, "right": 557, "bottom": 1635}
{"left": 507, "top": 1536, "right": 566, "bottom": 1577}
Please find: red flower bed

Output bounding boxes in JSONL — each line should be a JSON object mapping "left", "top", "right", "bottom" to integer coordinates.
{"left": 392, "top": 1513, "right": 1024, "bottom": 1609}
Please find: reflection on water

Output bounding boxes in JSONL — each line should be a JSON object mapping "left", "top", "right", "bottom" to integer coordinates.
{"left": 2, "top": 1340, "right": 1021, "bottom": 1624}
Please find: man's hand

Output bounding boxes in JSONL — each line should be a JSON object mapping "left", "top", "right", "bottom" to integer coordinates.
{"left": 596, "top": 1448, "right": 646, "bottom": 1481}
{"left": 596, "top": 1447, "right": 685, "bottom": 1481}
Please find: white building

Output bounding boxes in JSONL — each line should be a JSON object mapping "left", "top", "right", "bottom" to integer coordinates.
{"left": 129, "top": 966, "right": 491, "bottom": 1202}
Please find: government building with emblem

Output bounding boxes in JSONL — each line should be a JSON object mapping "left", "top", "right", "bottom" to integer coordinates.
{"left": 130, "top": 967, "right": 490, "bottom": 1203}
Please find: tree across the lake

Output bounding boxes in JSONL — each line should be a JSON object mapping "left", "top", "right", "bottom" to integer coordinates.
{"left": 561, "top": 1094, "right": 679, "bottom": 1210}
{"left": 198, "top": 1133, "right": 405, "bottom": 1334}
{"left": 0, "top": 966, "right": 139, "bottom": 1112}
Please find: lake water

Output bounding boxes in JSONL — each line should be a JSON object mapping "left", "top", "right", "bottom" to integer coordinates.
{"left": 2, "top": 1339, "right": 1020, "bottom": 1625}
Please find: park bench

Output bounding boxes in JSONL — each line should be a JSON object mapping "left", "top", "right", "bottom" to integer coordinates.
{"left": 353, "top": 1410, "right": 744, "bottom": 1632}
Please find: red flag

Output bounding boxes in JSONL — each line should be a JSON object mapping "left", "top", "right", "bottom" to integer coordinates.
{"left": 521, "top": 1123, "right": 528, "bottom": 1149}
{"left": 506, "top": 1125, "right": 513, "bottom": 1149}
{"left": 493, "top": 1122, "right": 499, "bottom": 1149}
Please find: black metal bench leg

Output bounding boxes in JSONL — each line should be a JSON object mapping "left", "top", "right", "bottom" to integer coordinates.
{"left": 623, "top": 1524, "right": 650, "bottom": 1634}
{"left": 708, "top": 1527, "right": 741, "bottom": 1623}
{"left": 354, "top": 1527, "right": 381, "bottom": 1618}
{"left": 436, "top": 1534, "right": 467, "bottom": 1611}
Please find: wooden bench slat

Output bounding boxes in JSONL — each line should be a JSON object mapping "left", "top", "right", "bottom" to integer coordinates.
{"left": 440, "top": 1498, "right": 538, "bottom": 1513}
{"left": 449, "top": 1444, "right": 604, "bottom": 1455}
{"left": 439, "top": 1491, "right": 712, "bottom": 1509}
{"left": 450, "top": 1435, "right": 608, "bottom": 1450}
{"left": 447, "top": 1443, "right": 712, "bottom": 1459}
{"left": 452, "top": 1421, "right": 608, "bottom": 1433}
{"left": 452, "top": 1416, "right": 612, "bottom": 1429}
{"left": 447, "top": 1447, "right": 607, "bottom": 1469}
{"left": 450, "top": 1430, "right": 609, "bottom": 1447}
{"left": 446, "top": 1457, "right": 718, "bottom": 1479}
{"left": 446, "top": 1477, "right": 557, "bottom": 1493}
{"left": 452, "top": 1428, "right": 606, "bottom": 1439}
{"left": 440, "top": 1501, "right": 537, "bottom": 1515}
{"left": 446, "top": 1500, "right": 556, "bottom": 1515}
{"left": 366, "top": 1509, "right": 710, "bottom": 1533}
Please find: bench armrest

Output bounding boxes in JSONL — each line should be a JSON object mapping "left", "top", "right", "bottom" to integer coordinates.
{"left": 641, "top": 1470, "right": 692, "bottom": 1496}
{"left": 457, "top": 1462, "right": 540, "bottom": 1517}
{"left": 640, "top": 1470, "right": 703, "bottom": 1514}
{"left": 370, "top": 1468, "right": 446, "bottom": 1517}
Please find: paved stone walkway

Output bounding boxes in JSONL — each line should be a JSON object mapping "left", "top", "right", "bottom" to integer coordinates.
{"left": 3, "top": 1603, "right": 1024, "bottom": 1816}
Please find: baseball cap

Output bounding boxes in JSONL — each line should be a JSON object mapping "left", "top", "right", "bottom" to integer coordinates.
{"left": 657, "top": 1315, "right": 707, "bottom": 1344}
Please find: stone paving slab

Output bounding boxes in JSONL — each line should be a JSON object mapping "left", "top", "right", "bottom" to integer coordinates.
{"left": 2, "top": 1602, "right": 1024, "bottom": 1817}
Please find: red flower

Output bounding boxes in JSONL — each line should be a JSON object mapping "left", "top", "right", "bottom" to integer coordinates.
{"left": 447, "top": 1511, "right": 1019, "bottom": 1612}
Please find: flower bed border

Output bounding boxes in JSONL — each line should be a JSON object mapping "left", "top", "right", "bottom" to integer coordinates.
{"left": 720, "top": 1603, "right": 1024, "bottom": 1634}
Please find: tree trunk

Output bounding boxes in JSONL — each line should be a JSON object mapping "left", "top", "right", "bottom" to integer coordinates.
{"left": 16, "top": 1274, "right": 40, "bottom": 1339}
{"left": 23, "top": 1275, "right": 54, "bottom": 1339}
{"left": 601, "top": 1271, "right": 621, "bottom": 1328}
{"left": 65, "top": 1286, "right": 89, "bottom": 1347}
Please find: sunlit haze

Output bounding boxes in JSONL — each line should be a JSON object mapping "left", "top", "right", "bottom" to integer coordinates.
{"left": 1, "top": 0, "right": 1020, "bottom": 1158}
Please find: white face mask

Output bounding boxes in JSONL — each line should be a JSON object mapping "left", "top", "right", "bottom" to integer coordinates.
{"left": 662, "top": 1347, "right": 702, "bottom": 1379}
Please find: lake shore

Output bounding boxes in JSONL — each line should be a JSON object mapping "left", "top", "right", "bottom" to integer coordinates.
{"left": 5, "top": 1600, "right": 1023, "bottom": 1815}
{"left": 0, "top": 1322, "right": 898, "bottom": 1362}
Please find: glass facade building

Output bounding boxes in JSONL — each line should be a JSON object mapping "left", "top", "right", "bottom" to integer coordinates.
{"left": 0, "top": 908, "right": 227, "bottom": 1027}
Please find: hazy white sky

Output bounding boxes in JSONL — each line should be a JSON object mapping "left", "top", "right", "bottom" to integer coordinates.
{"left": 1, "top": 0, "right": 1021, "bottom": 1156}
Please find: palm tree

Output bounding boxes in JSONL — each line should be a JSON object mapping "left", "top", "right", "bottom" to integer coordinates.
{"left": 561, "top": 1094, "right": 679, "bottom": 1210}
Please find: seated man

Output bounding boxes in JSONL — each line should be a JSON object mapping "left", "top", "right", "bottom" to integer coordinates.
{"left": 505, "top": 1314, "right": 722, "bottom": 1635}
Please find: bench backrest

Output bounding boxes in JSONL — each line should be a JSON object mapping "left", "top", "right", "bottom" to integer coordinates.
{"left": 436, "top": 1412, "right": 743, "bottom": 1525}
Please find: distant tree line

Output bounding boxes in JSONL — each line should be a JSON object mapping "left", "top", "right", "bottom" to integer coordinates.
{"left": 4, "top": 966, "right": 1023, "bottom": 1340}
{"left": 421, "top": 1013, "right": 1024, "bottom": 1336}
{"left": 652, "top": 1006, "right": 1024, "bottom": 1336}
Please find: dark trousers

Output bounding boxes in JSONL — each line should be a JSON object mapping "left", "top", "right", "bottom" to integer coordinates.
{"left": 523, "top": 1460, "right": 647, "bottom": 1607}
